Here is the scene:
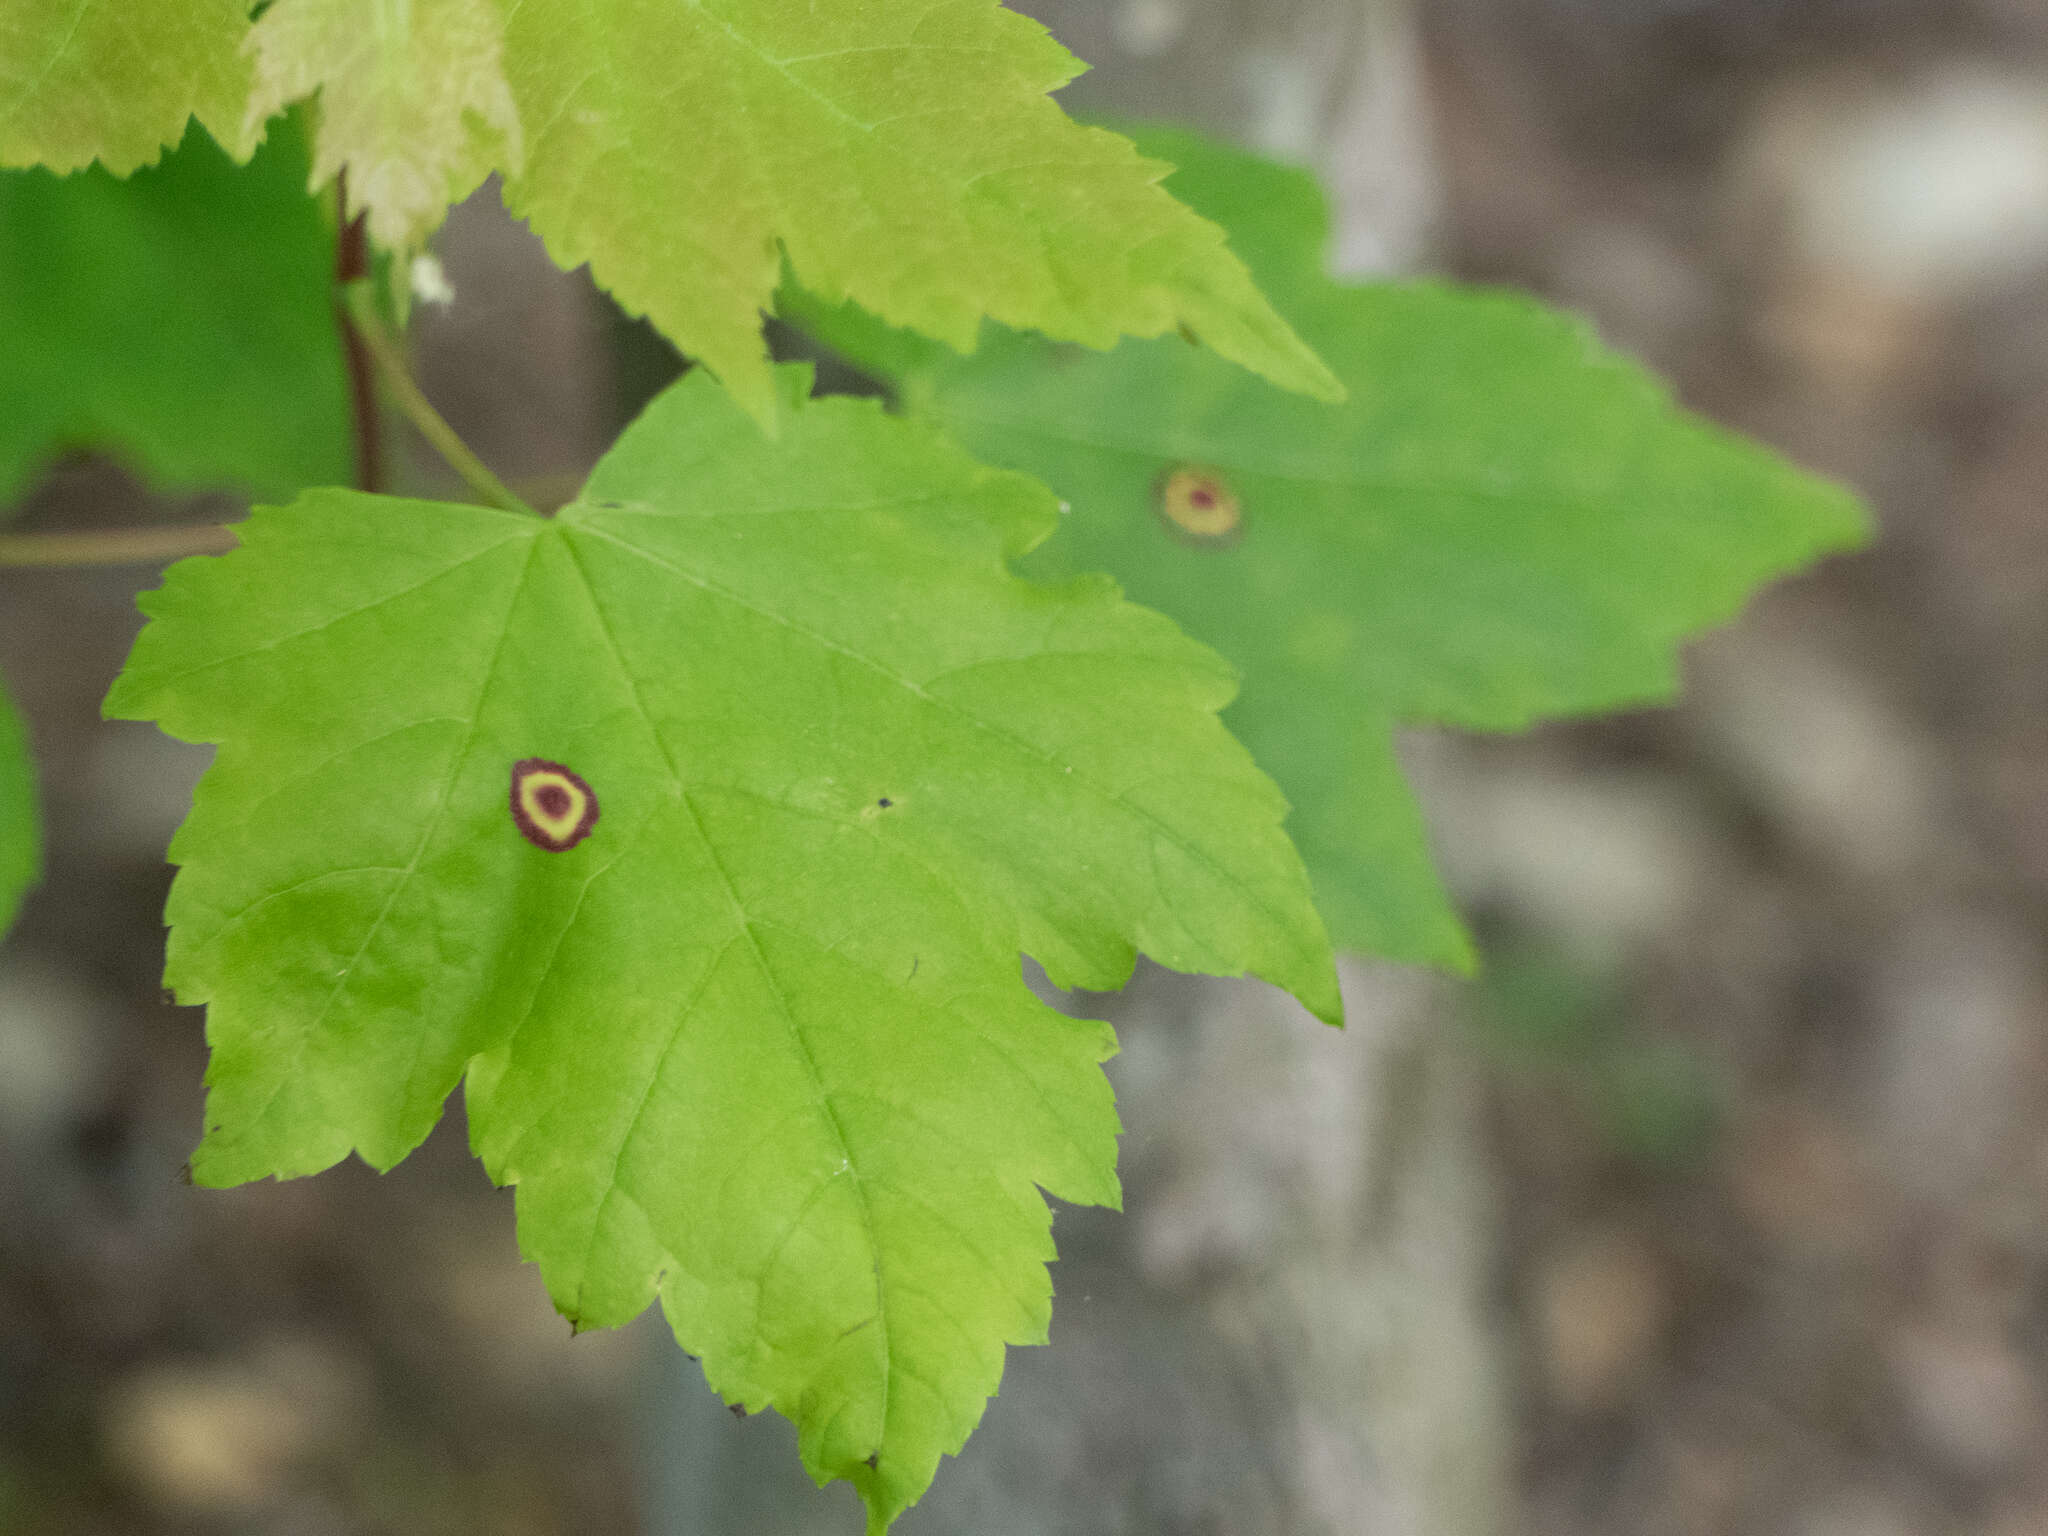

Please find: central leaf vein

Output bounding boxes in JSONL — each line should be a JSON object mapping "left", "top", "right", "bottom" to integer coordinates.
{"left": 556, "top": 526, "right": 894, "bottom": 1449}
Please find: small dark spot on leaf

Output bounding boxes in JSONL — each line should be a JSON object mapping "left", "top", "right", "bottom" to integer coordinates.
{"left": 728, "top": 1402, "right": 747, "bottom": 1418}
{"left": 876, "top": 797, "right": 892, "bottom": 808}
{"left": 864, "top": 1453, "right": 880, "bottom": 1470}
{"left": 159, "top": 987, "right": 177, "bottom": 1007}
{"left": 1155, "top": 466, "right": 1242, "bottom": 545}
{"left": 1177, "top": 322, "right": 1201, "bottom": 347}
{"left": 592, "top": 499, "right": 623, "bottom": 509}
{"left": 907, "top": 956, "right": 920, "bottom": 983}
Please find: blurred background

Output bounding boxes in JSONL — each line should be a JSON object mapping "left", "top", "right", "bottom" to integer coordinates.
{"left": 4, "top": 0, "right": 2048, "bottom": 1531}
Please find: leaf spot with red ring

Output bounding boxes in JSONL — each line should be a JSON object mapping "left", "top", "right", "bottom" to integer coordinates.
{"left": 510, "top": 759, "right": 599, "bottom": 851}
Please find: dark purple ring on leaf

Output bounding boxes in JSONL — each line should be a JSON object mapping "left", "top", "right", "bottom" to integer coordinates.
{"left": 510, "top": 758, "right": 599, "bottom": 851}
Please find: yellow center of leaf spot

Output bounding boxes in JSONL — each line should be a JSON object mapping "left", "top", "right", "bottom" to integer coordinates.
{"left": 518, "top": 769, "right": 590, "bottom": 844}
{"left": 1156, "top": 466, "right": 1243, "bottom": 543}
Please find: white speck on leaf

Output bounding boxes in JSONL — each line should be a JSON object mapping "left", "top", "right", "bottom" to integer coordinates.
{"left": 410, "top": 253, "right": 455, "bottom": 306}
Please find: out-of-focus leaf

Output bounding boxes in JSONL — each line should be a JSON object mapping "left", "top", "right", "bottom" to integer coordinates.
{"left": 0, "top": 119, "right": 349, "bottom": 505}
{"left": 0, "top": 678, "right": 37, "bottom": 935}
{"left": 497, "top": 0, "right": 1340, "bottom": 424}
{"left": 242, "top": 0, "right": 521, "bottom": 250}
{"left": 0, "top": 0, "right": 250, "bottom": 174}
{"left": 791, "top": 128, "right": 1870, "bottom": 967}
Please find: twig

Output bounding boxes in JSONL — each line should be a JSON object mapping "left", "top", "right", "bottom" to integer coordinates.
{"left": 0, "top": 470, "right": 589, "bottom": 571}
{"left": 0, "top": 523, "right": 236, "bottom": 568}
{"left": 341, "top": 282, "right": 533, "bottom": 516}
{"left": 335, "top": 170, "right": 384, "bottom": 494}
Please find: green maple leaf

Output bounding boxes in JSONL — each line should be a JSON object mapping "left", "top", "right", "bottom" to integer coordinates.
{"left": 94, "top": 1, "right": 1334, "bottom": 427}
{"left": 107, "top": 365, "right": 1337, "bottom": 1529}
{"left": 0, "top": 117, "right": 350, "bottom": 506}
{"left": 0, "top": 677, "right": 38, "bottom": 935}
{"left": 788, "top": 128, "right": 1871, "bottom": 967}
{"left": 494, "top": 0, "right": 1340, "bottom": 424}
{"left": 242, "top": 0, "right": 521, "bottom": 250}
{"left": 0, "top": 0, "right": 249, "bottom": 174}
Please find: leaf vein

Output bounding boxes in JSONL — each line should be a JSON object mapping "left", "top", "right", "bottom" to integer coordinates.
{"left": 556, "top": 527, "right": 893, "bottom": 1439}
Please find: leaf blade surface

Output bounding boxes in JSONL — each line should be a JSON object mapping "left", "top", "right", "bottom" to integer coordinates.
{"left": 795, "top": 128, "right": 1871, "bottom": 966}
{"left": 0, "top": 119, "right": 349, "bottom": 504}
{"left": 106, "top": 365, "right": 1337, "bottom": 1526}
{"left": 242, "top": 0, "right": 521, "bottom": 249}
{"left": 499, "top": 0, "right": 1339, "bottom": 421}
{"left": 0, "top": 678, "right": 38, "bottom": 935}
{"left": 0, "top": 0, "right": 249, "bottom": 174}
